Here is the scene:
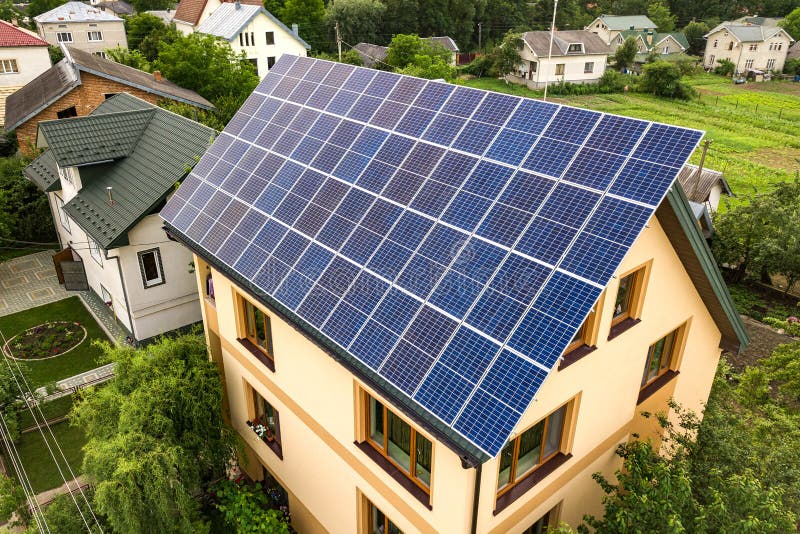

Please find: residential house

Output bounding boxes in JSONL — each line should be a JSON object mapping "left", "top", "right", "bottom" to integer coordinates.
{"left": 5, "top": 46, "right": 213, "bottom": 156}
{"left": 94, "top": 0, "right": 134, "bottom": 17}
{"left": 585, "top": 14, "right": 657, "bottom": 48}
{"left": 161, "top": 56, "right": 748, "bottom": 534}
{"left": 0, "top": 20, "right": 51, "bottom": 127}
{"left": 353, "top": 37, "right": 459, "bottom": 69}
{"left": 172, "top": 0, "right": 262, "bottom": 35}
{"left": 34, "top": 1, "right": 127, "bottom": 56}
{"left": 612, "top": 29, "right": 689, "bottom": 58}
{"left": 194, "top": 1, "right": 309, "bottom": 78}
{"left": 24, "top": 93, "right": 214, "bottom": 342}
{"left": 512, "top": 30, "right": 609, "bottom": 89}
{"left": 787, "top": 40, "right": 800, "bottom": 61}
{"left": 703, "top": 21, "right": 794, "bottom": 74}
{"left": 146, "top": 9, "right": 176, "bottom": 24}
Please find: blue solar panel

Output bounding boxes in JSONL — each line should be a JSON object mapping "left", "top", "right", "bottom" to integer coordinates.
{"left": 162, "top": 55, "right": 703, "bottom": 457}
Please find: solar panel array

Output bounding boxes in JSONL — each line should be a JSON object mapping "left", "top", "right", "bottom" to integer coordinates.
{"left": 161, "top": 55, "right": 702, "bottom": 456}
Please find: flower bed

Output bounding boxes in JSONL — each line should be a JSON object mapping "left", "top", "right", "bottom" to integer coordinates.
{"left": 3, "top": 321, "right": 87, "bottom": 360}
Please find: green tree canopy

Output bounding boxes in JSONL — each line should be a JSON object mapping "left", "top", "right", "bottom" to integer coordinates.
{"left": 325, "top": 0, "right": 386, "bottom": 49}
{"left": 385, "top": 33, "right": 451, "bottom": 69}
{"left": 280, "top": 0, "right": 326, "bottom": 50}
{"left": 0, "top": 0, "right": 19, "bottom": 22}
{"left": 213, "top": 480, "right": 290, "bottom": 533}
{"left": 647, "top": 0, "right": 676, "bottom": 32}
{"left": 124, "top": 13, "right": 180, "bottom": 62}
{"left": 780, "top": 6, "right": 800, "bottom": 41}
{"left": 128, "top": 0, "right": 171, "bottom": 12}
{"left": 0, "top": 157, "right": 56, "bottom": 245}
{"left": 488, "top": 31, "right": 523, "bottom": 76}
{"left": 26, "top": 0, "right": 65, "bottom": 18}
{"left": 683, "top": 21, "right": 709, "bottom": 55}
{"left": 612, "top": 36, "right": 638, "bottom": 71}
{"left": 640, "top": 59, "right": 694, "bottom": 98}
{"left": 379, "top": 0, "right": 419, "bottom": 44}
{"left": 71, "top": 334, "right": 237, "bottom": 534}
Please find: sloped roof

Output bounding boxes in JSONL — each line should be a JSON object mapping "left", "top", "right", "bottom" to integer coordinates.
{"left": 173, "top": 0, "right": 261, "bottom": 26}
{"left": 522, "top": 30, "right": 610, "bottom": 56}
{"left": 677, "top": 164, "right": 732, "bottom": 203}
{"left": 353, "top": 42, "right": 388, "bottom": 68}
{"left": 195, "top": 2, "right": 310, "bottom": 48}
{"left": 38, "top": 109, "right": 155, "bottom": 167}
{"left": 30, "top": 94, "right": 215, "bottom": 249}
{"left": 34, "top": 1, "right": 122, "bottom": 23}
{"left": 146, "top": 9, "right": 175, "bottom": 23}
{"left": 95, "top": 0, "right": 134, "bottom": 16}
{"left": 23, "top": 149, "right": 61, "bottom": 192}
{"left": 619, "top": 30, "right": 688, "bottom": 53}
{"left": 425, "top": 36, "right": 459, "bottom": 52}
{"left": 705, "top": 23, "right": 794, "bottom": 42}
{"left": 734, "top": 16, "right": 782, "bottom": 27}
{"left": 4, "top": 47, "right": 213, "bottom": 131}
{"left": 598, "top": 14, "right": 656, "bottom": 30}
{"left": 0, "top": 20, "right": 48, "bottom": 47}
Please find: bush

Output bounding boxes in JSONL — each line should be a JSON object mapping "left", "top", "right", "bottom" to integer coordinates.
{"left": 762, "top": 317, "right": 800, "bottom": 337}
{"left": 598, "top": 69, "right": 629, "bottom": 92}
{"left": 713, "top": 58, "right": 735, "bottom": 76}
{"left": 784, "top": 58, "right": 800, "bottom": 75}
{"left": 640, "top": 60, "right": 695, "bottom": 99}
{"left": 461, "top": 54, "right": 494, "bottom": 77}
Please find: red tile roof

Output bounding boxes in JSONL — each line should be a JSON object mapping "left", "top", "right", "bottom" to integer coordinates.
{"left": 173, "top": 0, "right": 261, "bottom": 26}
{"left": 0, "top": 20, "right": 48, "bottom": 47}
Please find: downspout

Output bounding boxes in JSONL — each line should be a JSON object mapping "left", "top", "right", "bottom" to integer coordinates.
{"left": 106, "top": 249, "right": 135, "bottom": 341}
{"left": 470, "top": 462, "right": 482, "bottom": 534}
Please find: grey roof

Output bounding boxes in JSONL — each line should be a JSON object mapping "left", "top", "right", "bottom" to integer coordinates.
{"left": 23, "top": 149, "right": 61, "bottom": 192}
{"left": 706, "top": 23, "right": 793, "bottom": 42}
{"left": 598, "top": 15, "right": 656, "bottom": 30}
{"left": 34, "top": 1, "right": 122, "bottom": 23}
{"left": 146, "top": 9, "right": 175, "bottom": 23}
{"left": 4, "top": 47, "right": 213, "bottom": 131}
{"left": 522, "top": 30, "right": 610, "bottom": 56}
{"left": 352, "top": 42, "right": 387, "bottom": 68}
{"left": 195, "top": 2, "right": 310, "bottom": 48}
{"left": 4, "top": 59, "right": 79, "bottom": 131}
{"left": 789, "top": 41, "right": 800, "bottom": 60}
{"left": 95, "top": 1, "right": 134, "bottom": 16}
{"left": 32, "top": 93, "right": 216, "bottom": 249}
{"left": 677, "top": 164, "right": 732, "bottom": 203}
{"left": 424, "top": 36, "right": 459, "bottom": 52}
{"left": 734, "top": 16, "right": 782, "bottom": 27}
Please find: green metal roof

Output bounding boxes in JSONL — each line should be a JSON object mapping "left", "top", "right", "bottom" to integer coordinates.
{"left": 23, "top": 149, "right": 61, "bottom": 192}
{"left": 620, "top": 30, "right": 689, "bottom": 53}
{"left": 38, "top": 109, "right": 155, "bottom": 167}
{"left": 40, "top": 93, "right": 215, "bottom": 249}
{"left": 600, "top": 14, "right": 656, "bottom": 30}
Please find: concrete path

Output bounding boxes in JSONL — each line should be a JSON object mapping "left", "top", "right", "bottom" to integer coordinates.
{"left": 33, "top": 363, "right": 116, "bottom": 401}
{"left": 0, "top": 251, "right": 72, "bottom": 317}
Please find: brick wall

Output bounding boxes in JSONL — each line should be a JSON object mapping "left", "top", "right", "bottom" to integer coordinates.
{"left": 17, "top": 72, "right": 168, "bottom": 157}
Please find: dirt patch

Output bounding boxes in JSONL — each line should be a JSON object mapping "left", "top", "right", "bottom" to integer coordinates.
{"left": 736, "top": 81, "right": 800, "bottom": 96}
{"left": 747, "top": 147, "right": 800, "bottom": 174}
{"left": 725, "top": 315, "right": 796, "bottom": 371}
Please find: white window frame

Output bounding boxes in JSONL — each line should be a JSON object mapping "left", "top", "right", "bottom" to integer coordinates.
{"left": 766, "top": 58, "right": 775, "bottom": 70}
{"left": 0, "top": 59, "right": 18, "bottom": 74}
{"left": 137, "top": 248, "right": 165, "bottom": 288}
{"left": 56, "top": 32, "right": 73, "bottom": 43}
{"left": 745, "top": 59, "right": 754, "bottom": 70}
{"left": 584, "top": 61, "right": 594, "bottom": 73}
{"left": 554, "top": 63, "right": 565, "bottom": 76}
{"left": 88, "top": 236, "right": 103, "bottom": 266}
{"left": 87, "top": 31, "right": 103, "bottom": 42}
{"left": 55, "top": 195, "right": 70, "bottom": 233}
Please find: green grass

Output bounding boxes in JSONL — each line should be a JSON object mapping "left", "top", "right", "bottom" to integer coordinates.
{"left": 461, "top": 74, "right": 800, "bottom": 209}
{"left": 13, "top": 421, "right": 86, "bottom": 493}
{"left": 0, "top": 297, "right": 109, "bottom": 387}
{"left": 18, "top": 395, "right": 74, "bottom": 431}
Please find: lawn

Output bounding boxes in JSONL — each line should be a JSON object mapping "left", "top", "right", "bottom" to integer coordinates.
{"left": 18, "top": 395, "right": 74, "bottom": 431}
{"left": 0, "top": 297, "right": 109, "bottom": 387}
{"left": 13, "top": 421, "right": 86, "bottom": 493}
{"left": 460, "top": 74, "right": 800, "bottom": 209}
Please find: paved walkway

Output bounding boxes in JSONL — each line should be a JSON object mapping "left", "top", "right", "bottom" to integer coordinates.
{"left": 33, "top": 363, "right": 116, "bottom": 401}
{"left": 0, "top": 251, "right": 72, "bottom": 317}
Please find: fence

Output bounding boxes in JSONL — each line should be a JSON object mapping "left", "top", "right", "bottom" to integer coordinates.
{"left": 696, "top": 92, "right": 800, "bottom": 120}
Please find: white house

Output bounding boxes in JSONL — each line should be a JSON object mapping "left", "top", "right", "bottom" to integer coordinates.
{"left": 34, "top": 1, "right": 127, "bottom": 56}
{"left": 23, "top": 93, "right": 214, "bottom": 342}
{"left": 194, "top": 1, "right": 309, "bottom": 78}
{"left": 0, "top": 20, "right": 51, "bottom": 127}
{"left": 703, "top": 22, "right": 794, "bottom": 74}
{"left": 511, "top": 30, "right": 609, "bottom": 89}
{"left": 173, "top": 0, "right": 262, "bottom": 35}
{"left": 585, "top": 14, "right": 657, "bottom": 47}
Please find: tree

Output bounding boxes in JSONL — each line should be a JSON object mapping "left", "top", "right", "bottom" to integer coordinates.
{"left": 0, "top": 157, "right": 56, "bottom": 245}
{"left": 26, "top": 0, "right": 65, "bottom": 18}
{"left": 612, "top": 36, "right": 638, "bottom": 72}
{"left": 489, "top": 31, "right": 523, "bottom": 76}
{"left": 106, "top": 46, "right": 151, "bottom": 71}
{"left": 213, "top": 480, "right": 290, "bottom": 534}
{"left": 379, "top": 0, "right": 419, "bottom": 44}
{"left": 48, "top": 45, "right": 64, "bottom": 65}
{"left": 29, "top": 488, "right": 106, "bottom": 533}
{"left": 640, "top": 60, "right": 693, "bottom": 98}
{"left": 0, "top": 474, "right": 27, "bottom": 526}
{"left": 128, "top": 0, "right": 171, "bottom": 12}
{"left": 780, "top": 6, "right": 800, "bottom": 41}
{"left": 445, "top": 0, "right": 476, "bottom": 54}
{"left": 0, "top": 0, "right": 19, "bottom": 22}
{"left": 325, "top": 0, "right": 386, "bottom": 48}
{"left": 280, "top": 0, "right": 326, "bottom": 50}
{"left": 71, "top": 334, "right": 237, "bottom": 534}
{"left": 682, "top": 21, "right": 709, "bottom": 56}
{"left": 263, "top": 0, "right": 285, "bottom": 19}
{"left": 479, "top": 0, "right": 533, "bottom": 48}
{"left": 399, "top": 53, "right": 455, "bottom": 79}
{"left": 385, "top": 33, "right": 451, "bottom": 69}
{"left": 647, "top": 0, "right": 676, "bottom": 32}
{"left": 531, "top": 0, "right": 592, "bottom": 31}
{"left": 124, "top": 13, "right": 180, "bottom": 62}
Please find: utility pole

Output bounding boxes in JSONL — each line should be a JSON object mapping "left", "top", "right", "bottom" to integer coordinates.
{"left": 478, "top": 22, "right": 482, "bottom": 52}
{"left": 542, "top": 0, "right": 558, "bottom": 101}
{"left": 691, "top": 139, "right": 711, "bottom": 200}
{"left": 335, "top": 21, "right": 342, "bottom": 62}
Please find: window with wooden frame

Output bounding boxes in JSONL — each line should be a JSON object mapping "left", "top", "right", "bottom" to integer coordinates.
{"left": 497, "top": 403, "right": 568, "bottom": 498}
{"left": 564, "top": 302, "right": 598, "bottom": 355}
{"left": 609, "top": 264, "right": 649, "bottom": 339}
{"left": 640, "top": 326, "right": 683, "bottom": 392}
{"left": 0, "top": 59, "right": 18, "bottom": 73}
{"left": 245, "top": 381, "right": 282, "bottom": 458}
{"left": 555, "top": 63, "right": 565, "bottom": 75}
{"left": 363, "top": 496, "right": 404, "bottom": 534}
{"left": 522, "top": 503, "right": 561, "bottom": 534}
{"left": 265, "top": 31, "right": 275, "bottom": 45}
{"left": 365, "top": 393, "right": 432, "bottom": 493}
{"left": 238, "top": 294, "right": 275, "bottom": 369}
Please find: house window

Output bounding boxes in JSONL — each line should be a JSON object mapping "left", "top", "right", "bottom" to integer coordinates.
{"left": 239, "top": 33, "right": 243, "bottom": 46}
{"left": 662, "top": 45, "right": 670, "bottom": 54}
{"left": 728, "top": 42, "right": 734, "bottom": 50}
{"left": 709, "top": 54, "right": 715, "bottom": 66}
{"left": 88, "top": 237, "right": 103, "bottom": 266}
{"left": 713, "top": 39, "right": 718, "bottom": 48}
{"left": 745, "top": 59, "right": 754, "bottom": 69}
{"left": 56, "top": 32, "right": 73, "bottom": 42}
{"left": 749, "top": 44, "right": 757, "bottom": 51}
{"left": 641, "top": 328, "right": 681, "bottom": 389}
{"left": 103, "top": 93, "right": 119, "bottom": 99}
{"left": 567, "top": 43, "right": 583, "bottom": 53}
{"left": 584, "top": 61, "right": 594, "bottom": 73}
{"left": 766, "top": 58, "right": 775, "bottom": 70}
{"left": 267, "top": 56, "right": 276, "bottom": 69}
{"left": 497, "top": 403, "right": 569, "bottom": 496}
{"left": 205, "top": 271, "right": 215, "bottom": 301}
{"left": 55, "top": 195, "right": 70, "bottom": 233}
{"left": 246, "top": 382, "right": 282, "bottom": 458}
{"left": 87, "top": 31, "right": 103, "bottom": 41}
{"left": 93, "top": 51, "right": 107, "bottom": 59}
{"left": 0, "top": 59, "right": 18, "bottom": 73}
{"left": 265, "top": 31, "right": 275, "bottom": 45}
{"left": 554, "top": 63, "right": 565, "bottom": 75}
{"left": 364, "top": 497, "right": 404, "bottom": 534}
{"left": 561, "top": 299, "right": 600, "bottom": 368}
{"left": 611, "top": 265, "right": 647, "bottom": 329}
{"left": 523, "top": 504, "right": 560, "bottom": 534}
{"left": 57, "top": 106, "right": 77, "bottom": 119}
{"left": 239, "top": 295, "right": 275, "bottom": 368}
{"left": 365, "top": 393, "right": 432, "bottom": 492}
{"left": 530, "top": 60, "right": 537, "bottom": 73}
{"left": 137, "top": 248, "right": 165, "bottom": 288}
{"left": 778, "top": 43, "right": 782, "bottom": 50}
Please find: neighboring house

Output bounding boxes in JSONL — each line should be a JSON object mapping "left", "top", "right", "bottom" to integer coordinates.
{"left": 512, "top": 30, "right": 609, "bottom": 89}
{"left": 613, "top": 29, "right": 689, "bottom": 57}
{"left": 146, "top": 9, "right": 176, "bottom": 24}
{"left": 94, "top": 0, "right": 134, "bottom": 17}
{"left": 0, "top": 20, "right": 51, "bottom": 127}
{"left": 585, "top": 14, "right": 657, "bottom": 47}
{"left": 703, "top": 21, "right": 794, "bottom": 74}
{"left": 787, "top": 40, "right": 800, "bottom": 61}
{"left": 161, "top": 56, "right": 747, "bottom": 534}
{"left": 23, "top": 93, "right": 214, "bottom": 342}
{"left": 194, "top": 2, "right": 309, "bottom": 78}
{"left": 353, "top": 37, "right": 459, "bottom": 68}
{"left": 172, "top": 0, "right": 262, "bottom": 35}
{"left": 34, "top": 1, "right": 127, "bottom": 56}
{"left": 5, "top": 45, "right": 213, "bottom": 156}
{"left": 677, "top": 163, "right": 733, "bottom": 213}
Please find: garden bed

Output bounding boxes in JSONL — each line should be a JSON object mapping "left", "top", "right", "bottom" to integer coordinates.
{"left": 3, "top": 322, "right": 86, "bottom": 360}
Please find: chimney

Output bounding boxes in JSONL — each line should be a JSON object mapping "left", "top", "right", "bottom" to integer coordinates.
{"left": 235, "top": 0, "right": 240, "bottom": 8}
{"left": 106, "top": 186, "right": 115, "bottom": 206}
{"left": 153, "top": 70, "right": 162, "bottom": 82}
{"left": 292, "top": 23, "right": 299, "bottom": 36}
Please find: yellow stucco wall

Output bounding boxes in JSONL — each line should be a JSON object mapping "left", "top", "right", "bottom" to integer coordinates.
{"left": 192, "top": 211, "right": 724, "bottom": 533}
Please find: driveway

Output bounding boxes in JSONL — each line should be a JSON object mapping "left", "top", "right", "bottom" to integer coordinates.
{"left": 0, "top": 251, "right": 73, "bottom": 317}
